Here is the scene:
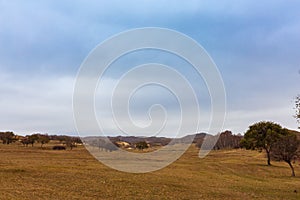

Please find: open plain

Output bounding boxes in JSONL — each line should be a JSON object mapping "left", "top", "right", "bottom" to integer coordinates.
{"left": 0, "top": 142, "right": 299, "bottom": 200}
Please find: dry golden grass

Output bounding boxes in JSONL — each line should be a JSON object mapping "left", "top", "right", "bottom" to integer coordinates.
{"left": 0, "top": 142, "right": 299, "bottom": 200}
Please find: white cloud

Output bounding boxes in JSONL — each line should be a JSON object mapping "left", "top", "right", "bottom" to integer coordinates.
{"left": 0, "top": 71, "right": 76, "bottom": 135}
{"left": 1, "top": 0, "right": 299, "bottom": 136}
{"left": 225, "top": 105, "right": 298, "bottom": 134}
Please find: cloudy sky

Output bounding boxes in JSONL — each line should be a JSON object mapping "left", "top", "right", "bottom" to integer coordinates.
{"left": 0, "top": 0, "right": 299, "bottom": 136}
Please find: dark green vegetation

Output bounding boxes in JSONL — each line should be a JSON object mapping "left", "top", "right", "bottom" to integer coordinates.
{"left": 241, "top": 121, "right": 300, "bottom": 176}
{"left": 241, "top": 121, "right": 286, "bottom": 166}
{"left": 135, "top": 141, "right": 149, "bottom": 150}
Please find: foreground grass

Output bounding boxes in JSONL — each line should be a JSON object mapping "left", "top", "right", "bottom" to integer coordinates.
{"left": 0, "top": 143, "right": 299, "bottom": 200}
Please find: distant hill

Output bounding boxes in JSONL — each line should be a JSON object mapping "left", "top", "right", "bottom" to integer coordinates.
{"left": 173, "top": 133, "right": 208, "bottom": 144}
{"left": 82, "top": 133, "right": 209, "bottom": 147}
{"left": 109, "top": 136, "right": 172, "bottom": 146}
{"left": 288, "top": 129, "right": 300, "bottom": 139}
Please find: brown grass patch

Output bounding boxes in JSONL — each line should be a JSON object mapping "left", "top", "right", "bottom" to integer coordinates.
{"left": 0, "top": 143, "right": 299, "bottom": 199}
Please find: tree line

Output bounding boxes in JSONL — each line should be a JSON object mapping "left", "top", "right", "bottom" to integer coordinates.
{"left": 0, "top": 132, "right": 82, "bottom": 150}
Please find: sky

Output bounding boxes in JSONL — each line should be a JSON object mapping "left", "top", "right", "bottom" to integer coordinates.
{"left": 0, "top": 0, "right": 300, "bottom": 137}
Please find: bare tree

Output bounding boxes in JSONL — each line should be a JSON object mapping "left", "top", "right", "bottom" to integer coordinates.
{"left": 295, "top": 95, "right": 300, "bottom": 129}
{"left": 213, "top": 131, "right": 243, "bottom": 150}
{"left": 271, "top": 131, "right": 300, "bottom": 177}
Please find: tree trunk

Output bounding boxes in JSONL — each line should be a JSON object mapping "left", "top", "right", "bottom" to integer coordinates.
{"left": 266, "top": 151, "right": 271, "bottom": 166}
{"left": 287, "top": 161, "right": 295, "bottom": 177}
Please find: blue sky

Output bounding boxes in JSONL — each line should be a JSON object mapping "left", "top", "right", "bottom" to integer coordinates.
{"left": 0, "top": 0, "right": 299, "bottom": 136}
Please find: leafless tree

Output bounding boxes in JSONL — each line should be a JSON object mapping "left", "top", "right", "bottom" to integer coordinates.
{"left": 271, "top": 131, "right": 300, "bottom": 176}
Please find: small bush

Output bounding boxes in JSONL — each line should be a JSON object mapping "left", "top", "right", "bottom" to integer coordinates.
{"left": 52, "top": 146, "right": 66, "bottom": 150}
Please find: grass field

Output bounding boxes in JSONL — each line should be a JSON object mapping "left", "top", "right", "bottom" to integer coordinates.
{"left": 0, "top": 142, "right": 299, "bottom": 200}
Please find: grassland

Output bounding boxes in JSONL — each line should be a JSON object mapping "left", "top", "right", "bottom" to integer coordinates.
{"left": 0, "top": 142, "right": 299, "bottom": 200}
